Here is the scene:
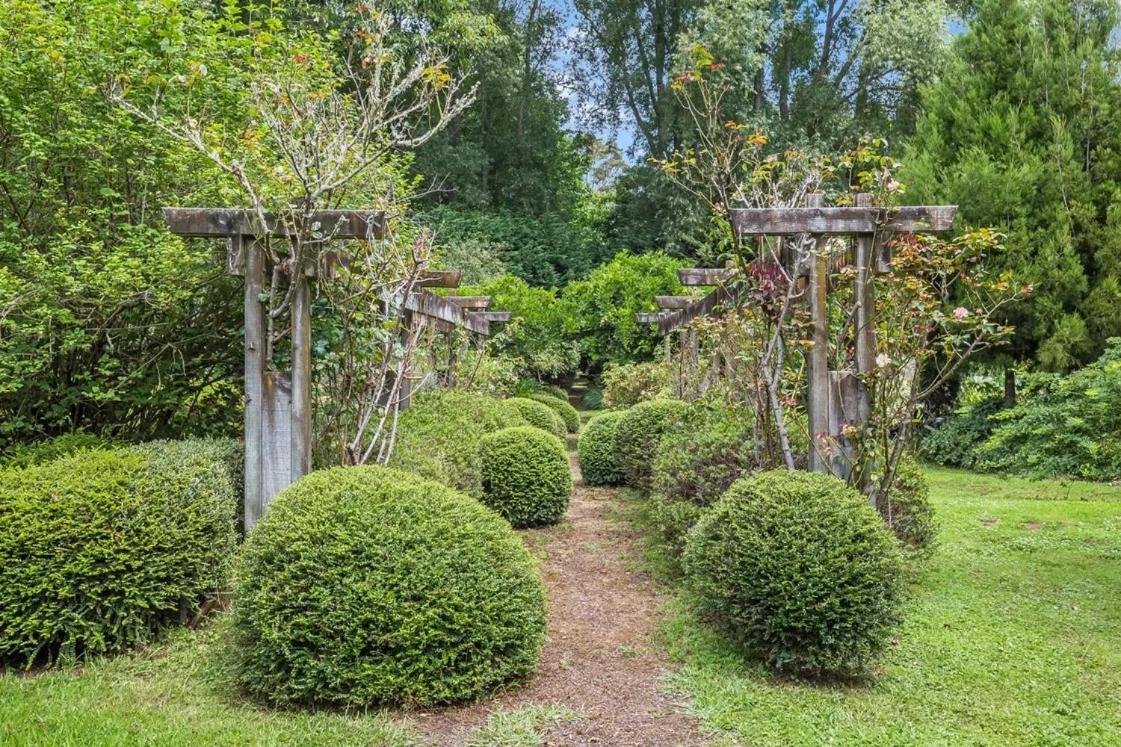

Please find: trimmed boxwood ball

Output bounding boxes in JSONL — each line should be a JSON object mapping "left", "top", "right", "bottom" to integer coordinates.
{"left": 232, "top": 465, "right": 546, "bottom": 706}
{"left": 480, "top": 426, "right": 572, "bottom": 527}
{"left": 683, "top": 470, "right": 904, "bottom": 677}
{"left": 578, "top": 411, "right": 626, "bottom": 486}
{"left": 390, "top": 389, "right": 527, "bottom": 497}
{"left": 509, "top": 397, "right": 567, "bottom": 439}
{"left": 615, "top": 398, "right": 689, "bottom": 489}
{"left": 878, "top": 458, "right": 937, "bottom": 551}
{"left": 0, "top": 439, "right": 240, "bottom": 667}
{"left": 527, "top": 393, "right": 580, "bottom": 433}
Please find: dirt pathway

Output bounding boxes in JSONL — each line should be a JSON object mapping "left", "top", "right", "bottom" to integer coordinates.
{"left": 412, "top": 454, "right": 706, "bottom": 746}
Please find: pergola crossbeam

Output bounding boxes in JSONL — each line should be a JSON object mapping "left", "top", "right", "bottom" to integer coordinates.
{"left": 730, "top": 205, "right": 957, "bottom": 236}
{"left": 162, "top": 207, "right": 386, "bottom": 239}
{"left": 678, "top": 268, "right": 737, "bottom": 286}
{"left": 447, "top": 295, "right": 492, "bottom": 310}
{"left": 655, "top": 295, "right": 694, "bottom": 309}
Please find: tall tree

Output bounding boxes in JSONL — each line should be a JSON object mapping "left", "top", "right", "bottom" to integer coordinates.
{"left": 904, "top": 0, "right": 1121, "bottom": 370}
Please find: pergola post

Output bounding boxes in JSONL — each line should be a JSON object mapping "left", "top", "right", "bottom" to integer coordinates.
{"left": 242, "top": 237, "right": 267, "bottom": 531}
{"left": 805, "top": 193, "right": 832, "bottom": 474}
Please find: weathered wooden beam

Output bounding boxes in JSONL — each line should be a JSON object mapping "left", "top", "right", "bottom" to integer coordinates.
{"left": 242, "top": 238, "right": 266, "bottom": 533}
{"left": 678, "top": 268, "right": 737, "bottom": 286}
{"left": 478, "top": 311, "right": 512, "bottom": 323}
{"left": 405, "top": 290, "right": 489, "bottom": 335}
{"left": 730, "top": 205, "right": 957, "bottom": 236}
{"left": 416, "top": 271, "right": 463, "bottom": 288}
{"left": 448, "top": 296, "right": 492, "bottom": 310}
{"left": 657, "top": 287, "right": 733, "bottom": 336}
{"left": 636, "top": 312, "right": 673, "bottom": 324}
{"left": 289, "top": 275, "right": 312, "bottom": 483}
{"left": 655, "top": 295, "right": 694, "bottom": 309}
{"left": 805, "top": 194, "right": 832, "bottom": 474}
{"left": 163, "top": 207, "right": 387, "bottom": 239}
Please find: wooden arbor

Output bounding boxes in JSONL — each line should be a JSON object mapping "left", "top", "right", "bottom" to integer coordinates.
{"left": 163, "top": 207, "right": 506, "bottom": 530}
{"left": 638, "top": 194, "right": 957, "bottom": 482}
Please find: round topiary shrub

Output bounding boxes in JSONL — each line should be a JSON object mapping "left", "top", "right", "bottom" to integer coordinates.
{"left": 683, "top": 470, "right": 904, "bottom": 677}
{"left": 509, "top": 397, "right": 567, "bottom": 439}
{"left": 527, "top": 393, "right": 580, "bottom": 433}
{"left": 615, "top": 399, "right": 689, "bottom": 490}
{"left": 232, "top": 465, "right": 546, "bottom": 706}
{"left": 578, "top": 411, "right": 626, "bottom": 486}
{"left": 878, "top": 458, "right": 937, "bottom": 551}
{"left": 0, "top": 431, "right": 112, "bottom": 468}
{"left": 480, "top": 426, "right": 572, "bottom": 527}
{"left": 0, "top": 439, "right": 240, "bottom": 667}
{"left": 390, "top": 389, "right": 527, "bottom": 497}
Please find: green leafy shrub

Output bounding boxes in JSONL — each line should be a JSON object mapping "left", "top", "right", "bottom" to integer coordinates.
{"left": 601, "top": 361, "right": 672, "bottom": 408}
{"left": 616, "top": 399, "right": 689, "bottom": 489}
{"left": 879, "top": 459, "right": 937, "bottom": 551}
{"left": 0, "top": 432, "right": 112, "bottom": 468}
{"left": 581, "top": 384, "right": 604, "bottom": 411}
{"left": 509, "top": 398, "right": 567, "bottom": 439}
{"left": 647, "top": 404, "right": 759, "bottom": 556}
{"left": 480, "top": 426, "right": 572, "bottom": 527}
{"left": 920, "top": 396, "right": 1007, "bottom": 469}
{"left": 0, "top": 439, "right": 240, "bottom": 667}
{"left": 974, "top": 342, "right": 1121, "bottom": 481}
{"left": 683, "top": 470, "right": 904, "bottom": 677}
{"left": 232, "top": 465, "right": 546, "bottom": 706}
{"left": 527, "top": 393, "right": 580, "bottom": 433}
{"left": 390, "top": 389, "right": 526, "bottom": 497}
{"left": 542, "top": 385, "right": 568, "bottom": 401}
{"left": 577, "top": 411, "right": 626, "bottom": 486}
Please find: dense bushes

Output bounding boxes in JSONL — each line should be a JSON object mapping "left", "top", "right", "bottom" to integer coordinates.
{"left": 601, "top": 362, "right": 671, "bottom": 409}
{"left": 509, "top": 397, "right": 567, "bottom": 439}
{"left": 683, "top": 471, "right": 904, "bottom": 677}
{"left": 389, "top": 390, "right": 526, "bottom": 497}
{"left": 527, "top": 393, "right": 580, "bottom": 433}
{"left": 648, "top": 404, "right": 759, "bottom": 556}
{"left": 616, "top": 399, "right": 689, "bottom": 489}
{"left": 879, "top": 459, "right": 937, "bottom": 550}
{"left": 578, "top": 411, "right": 626, "bottom": 486}
{"left": 0, "top": 439, "right": 240, "bottom": 667}
{"left": 480, "top": 427, "right": 571, "bottom": 527}
{"left": 232, "top": 466, "right": 546, "bottom": 706}
{"left": 924, "top": 341, "right": 1121, "bottom": 481}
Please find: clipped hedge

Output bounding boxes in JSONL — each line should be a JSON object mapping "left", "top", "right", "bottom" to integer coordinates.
{"left": 578, "top": 411, "right": 626, "bottom": 486}
{"left": 480, "top": 426, "right": 572, "bottom": 527}
{"left": 684, "top": 470, "right": 904, "bottom": 677}
{"left": 0, "top": 432, "right": 112, "bottom": 468}
{"left": 0, "top": 439, "right": 240, "bottom": 667}
{"left": 232, "top": 465, "right": 547, "bottom": 706}
{"left": 648, "top": 404, "right": 760, "bottom": 556}
{"left": 509, "top": 397, "right": 567, "bottom": 439}
{"left": 527, "top": 393, "right": 580, "bottom": 433}
{"left": 390, "top": 389, "right": 526, "bottom": 497}
{"left": 616, "top": 399, "right": 689, "bottom": 489}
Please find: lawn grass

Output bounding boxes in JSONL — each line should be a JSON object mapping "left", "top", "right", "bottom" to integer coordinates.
{"left": 0, "top": 620, "right": 415, "bottom": 746}
{"left": 654, "top": 466, "right": 1121, "bottom": 746}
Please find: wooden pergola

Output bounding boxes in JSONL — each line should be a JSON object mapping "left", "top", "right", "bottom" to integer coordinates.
{"left": 638, "top": 194, "right": 957, "bottom": 481}
{"left": 163, "top": 207, "right": 509, "bottom": 530}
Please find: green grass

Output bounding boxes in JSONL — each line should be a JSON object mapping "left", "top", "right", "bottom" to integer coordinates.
{"left": 655, "top": 466, "right": 1121, "bottom": 746}
{"left": 465, "top": 705, "right": 577, "bottom": 747}
{"left": 0, "top": 621, "right": 415, "bottom": 746}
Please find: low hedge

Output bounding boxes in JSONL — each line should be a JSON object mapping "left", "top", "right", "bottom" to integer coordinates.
{"left": 616, "top": 399, "right": 689, "bottom": 490}
{"left": 527, "top": 393, "right": 580, "bottom": 433}
{"left": 649, "top": 404, "right": 759, "bottom": 556}
{"left": 1, "top": 432, "right": 112, "bottom": 468}
{"left": 578, "top": 411, "right": 626, "bottom": 486}
{"left": 232, "top": 465, "right": 547, "bottom": 706}
{"left": 509, "top": 397, "right": 567, "bottom": 439}
{"left": 390, "top": 389, "right": 526, "bottom": 497}
{"left": 480, "top": 426, "right": 572, "bottom": 527}
{"left": 0, "top": 439, "right": 240, "bottom": 667}
{"left": 683, "top": 470, "right": 904, "bottom": 677}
